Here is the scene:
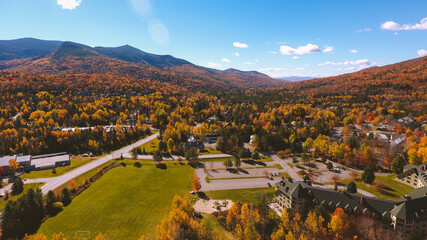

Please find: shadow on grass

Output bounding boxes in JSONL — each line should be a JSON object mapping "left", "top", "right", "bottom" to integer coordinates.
{"left": 156, "top": 163, "right": 167, "bottom": 170}
{"left": 197, "top": 191, "right": 209, "bottom": 200}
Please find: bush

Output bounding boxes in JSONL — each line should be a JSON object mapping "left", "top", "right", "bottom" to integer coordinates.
{"left": 134, "top": 162, "right": 142, "bottom": 168}
{"left": 52, "top": 202, "right": 64, "bottom": 214}
{"left": 347, "top": 181, "right": 357, "bottom": 193}
{"left": 12, "top": 177, "right": 24, "bottom": 195}
{"left": 61, "top": 187, "right": 72, "bottom": 206}
{"left": 252, "top": 152, "right": 260, "bottom": 160}
{"left": 52, "top": 168, "right": 57, "bottom": 174}
{"left": 391, "top": 155, "right": 405, "bottom": 174}
{"left": 361, "top": 165, "right": 376, "bottom": 184}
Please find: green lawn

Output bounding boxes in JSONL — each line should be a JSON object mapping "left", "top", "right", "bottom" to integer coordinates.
{"left": 206, "top": 187, "right": 275, "bottom": 205}
{"left": 56, "top": 160, "right": 116, "bottom": 191}
{"left": 21, "top": 157, "right": 95, "bottom": 179}
{"left": 199, "top": 147, "right": 223, "bottom": 155}
{"left": 38, "top": 162, "right": 194, "bottom": 240}
{"left": 203, "top": 214, "right": 235, "bottom": 240}
{"left": 0, "top": 183, "right": 44, "bottom": 209}
{"left": 138, "top": 138, "right": 160, "bottom": 154}
{"left": 339, "top": 175, "right": 414, "bottom": 201}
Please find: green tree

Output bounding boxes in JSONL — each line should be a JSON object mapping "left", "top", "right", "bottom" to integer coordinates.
{"left": 361, "top": 165, "right": 376, "bottom": 184}
{"left": 61, "top": 187, "right": 72, "bottom": 206}
{"left": 391, "top": 155, "right": 405, "bottom": 174}
{"left": 12, "top": 177, "right": 24, "bottom": 195}
{"left": 131, "top": 147, "right": 138, "bottom": 160}
{"left": 234, "top": 156, "right": 241, "bottom": 169}
{"left": 185, "top": 148, "right": 199, "bottom": 165}
{"left": 223, "top": 159, "right": 233, "bottom": 169}
{"left": 46, "top": 190, "right": 57, "bottom": 215}
{"left": 252, "top": 151, "right": 260, "bottom": 160}
{"left": 153, "top": 150, "right": 163, "bottom": 165}
{"left": 347, "top": 181, "right": 357, "bottom": 193}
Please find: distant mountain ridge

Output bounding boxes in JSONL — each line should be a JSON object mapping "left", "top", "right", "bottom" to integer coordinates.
{"left": 0, "top": 38, "right": 62, "bottom": 61}
{"left": 278, "top": 76, "right": 315, "bottom": 82}
{"left": 0, "top": 38, "right": 283, "bottom": 89}
{"left": 278, "top": 56, "right": 427, "bottom": 95}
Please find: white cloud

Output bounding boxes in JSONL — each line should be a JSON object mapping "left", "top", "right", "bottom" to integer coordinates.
{"left": 355, "top": 28, "right": 371, "bottom": 33}
{"left": 337, "top": 67, "right": 356, "bottom": 71}
{"left": 258, "top": 67, "right": 286, "bottom": 72}
{"left": 418, "top": 49, "right": 427, "bottom": 57}
{"left": 279, "top": 43, "right": 333, "bottom": 55}
{"left": 243, "top": 61, "right": 254, "bottom": 65}
{"left": 323, "top": 46, "right": 334, "bottom": 53}
{"left": 319, "top": 59, "right": 377, "bottom": 69}
{"left": 394, "top": 32, "right": 399, "bottom": 35}
{"left": 350, "top": 49, "right": 358, "bottom": 54}
{"left": 235, "top": 52, "right": 240, "bottom": 56}
{"left": 267, "top": 51, "right": 278, "bottom": 55}
{"left": 381, "top": 17, "right": 427, "bottom": 31}
{"left": 57, "top": 0, "right": 81, "bottom": 10}
{"left": 222, "top": 58, "right": 231, "bottom": 63}
{"left": 292, "top": 56, "right": 299, "bottom": 59}
{"left": 207, "top": 62, "right": 222, "bottom": 68}
{"left": 233, "top": 42, "right": 248, "bottom": 48}
{"left": 296, "top": 67, "right": 304, "bottom": 71}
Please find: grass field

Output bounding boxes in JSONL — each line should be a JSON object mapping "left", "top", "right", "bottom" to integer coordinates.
{"left": 338, "top": 175, "right": 414, "bottom": 201}
{"left": 203, "top": 214, "right": 235, "bottom": 240}
{"left": 138, "top": 138, "right": 160, "bottom": 154}
{"left": 38, "top": 162, "right": 194, "bottom": 240}
{"left": 55, "top": 160, "right": 116, "bottom": 191}
{"left": 0, "top": 183, "right": 44, "bottom": 209}
{"left": 22, "top": 157, "right": 95, "bottom": 179}
{"left": 199, "top": 147, "right": 223, "bottom": 155}
{"left": 206, "top": 187, "right": 275, "bottom": 205}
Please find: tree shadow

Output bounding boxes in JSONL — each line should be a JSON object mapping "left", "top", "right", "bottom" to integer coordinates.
{"left": 237, "top": 168, "right": 249, "bottom": 174}
{"left": 156, "top": 163, "right": 167, "bottom": 170}
{"left": 197, "top": 191, "right": 209, "bottom": 200}
{"left": 243, "top": 160, "right": 256, "bottom": 165}
{"left": 226, "top": 168, "right": 239, "bottom": 174}
{"left": 133, "top": 162, "right": 142, "bottom": 168}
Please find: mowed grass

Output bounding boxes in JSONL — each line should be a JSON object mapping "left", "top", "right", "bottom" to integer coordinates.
{"left": 199, "top": 147, "right": 223, "bottom": 155}
{"left": 38, "top": 163, "right": 194, "bottom": 239}
{"left": 339, "top": 175, "right": 414, "bottom": 201}
{"left": 138, "top": 138, "right": 160, "bottom": 154}
{"left": 206, "top": 187, "right": 275, "bottom": 205}
{"left": 22, "top": 157, "right": 95, "bottom": 179}
{"left": 0, "top": 183, "right": 44, "bottom": 209}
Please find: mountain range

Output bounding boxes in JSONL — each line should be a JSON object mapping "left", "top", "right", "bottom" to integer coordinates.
{"left": 0, "top": 38, "right": 284, "bottom": 90}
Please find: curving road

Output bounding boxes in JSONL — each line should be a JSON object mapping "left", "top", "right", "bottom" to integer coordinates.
{"left": 38, "top": 132, "right": 159, "bottom": 194}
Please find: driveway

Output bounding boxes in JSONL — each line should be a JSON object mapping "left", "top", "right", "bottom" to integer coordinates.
{"left": 32, "top": 132, "right": 159, "bottom": 194}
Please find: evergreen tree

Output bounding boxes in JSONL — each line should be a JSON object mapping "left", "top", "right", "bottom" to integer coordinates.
{"left": 361, "top": 165, "right": 376, "bottom": 184}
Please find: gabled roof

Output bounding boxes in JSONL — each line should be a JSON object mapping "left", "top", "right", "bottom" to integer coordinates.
{"left": 391, "top": 196, "right": 427, "bottom": 221}
{"left": 276, "top": 180, "right": 397, "bottom": 220}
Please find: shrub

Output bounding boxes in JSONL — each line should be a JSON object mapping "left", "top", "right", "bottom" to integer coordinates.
{"left": 61, "top": 187, "right": 72, "bottom": 206}
{"left": 52, "top": 202, "right": 64, "bottom": 214}
{"left": 12, "top": 177, "right": 24, "bottom": 195}
{"left": 361, "top": 165, "right": 376, "bottom": 184}
{"left": 347, "top": 181, "right": 357, "bottom": 193}
{"left": 52, "top": 168, "right": 57, "bottom": 174}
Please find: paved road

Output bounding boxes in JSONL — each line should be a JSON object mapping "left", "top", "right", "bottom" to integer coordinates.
{"left": 268, "top": 154, "right": 303, "bottom": 181}
{"left": 38, "top": 132, "right": 159, "bottom": 194}
{"left": 122, "top": 153, "right": 233, "bottom": 160}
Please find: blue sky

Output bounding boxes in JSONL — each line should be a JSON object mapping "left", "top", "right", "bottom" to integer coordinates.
{"left": 0, "top": 0, "right": 426, "bottom": 78}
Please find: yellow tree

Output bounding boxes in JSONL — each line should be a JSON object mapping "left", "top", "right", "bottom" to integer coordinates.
{"left": 328, "top": 208, "right": 350, "bottom": 240}
{"left": 193, "top": 175, "right": 201, "bottom": 192}
{"left": 8, "top": 158, "right": 19, "bottom": 172}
